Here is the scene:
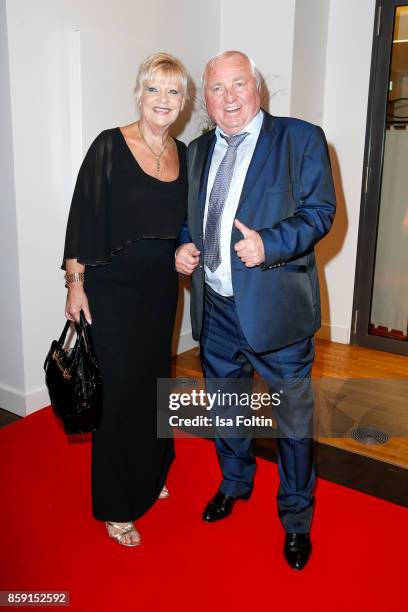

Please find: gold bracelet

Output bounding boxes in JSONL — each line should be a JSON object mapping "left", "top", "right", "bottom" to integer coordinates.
{"left": 64, "top": 272, "right": 85, "bottom": 288}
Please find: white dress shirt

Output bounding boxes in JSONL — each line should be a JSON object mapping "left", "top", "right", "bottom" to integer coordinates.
{"left": 203, "top": 109, "right": 264, "bottom": 296}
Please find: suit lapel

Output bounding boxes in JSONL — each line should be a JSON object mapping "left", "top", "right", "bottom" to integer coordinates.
{"left": 236, "top": 112, "right": 278, "bottom": 214}
{"left": 197, "top": 132, "right": 216, "bottom": 214}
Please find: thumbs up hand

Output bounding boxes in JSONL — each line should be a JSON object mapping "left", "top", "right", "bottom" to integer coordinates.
{"left": 234, "top": 219, "right": 265, "bottom": 267}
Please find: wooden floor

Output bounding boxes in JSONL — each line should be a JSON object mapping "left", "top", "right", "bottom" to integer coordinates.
{"left": 173, "top": 339, "right": 408, "bottom": 469}
{"left": 0, "top": 407, "right": 20, "bottom": 429}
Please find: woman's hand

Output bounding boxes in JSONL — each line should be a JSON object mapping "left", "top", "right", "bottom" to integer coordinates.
{"left": 65, "top": 284, "right": 92, "bottom": 324}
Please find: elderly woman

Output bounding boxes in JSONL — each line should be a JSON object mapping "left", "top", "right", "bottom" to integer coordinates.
{"left": 62, "top": 53, "right": 188, "bottom": 546}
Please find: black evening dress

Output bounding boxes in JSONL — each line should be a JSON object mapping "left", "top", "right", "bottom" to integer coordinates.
{"left": 62, "top": 128, "right": 187, "bottom": 521}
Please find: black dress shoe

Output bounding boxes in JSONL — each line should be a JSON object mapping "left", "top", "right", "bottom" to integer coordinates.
{"left": 202, "top": 491, "right": 251, "bottom": 522}
{"left": 284, "top": 532, "right": 312, "bottom": 570}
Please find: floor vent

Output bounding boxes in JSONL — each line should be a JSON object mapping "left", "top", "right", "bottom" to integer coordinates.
{"left": 351, "top": 427, "right": 389, "bottom": 445}
{"left": 174, "top": 377, "right": 198, "bottom": 387}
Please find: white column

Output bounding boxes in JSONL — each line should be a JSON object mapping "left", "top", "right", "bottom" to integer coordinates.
{"left": 220, "top": 0, "right": 296, "bottom": 116}
{"left": 0, "top": 0, "right": 25, "bottom": 415}
{"left": 319, "top": 0, "right": 376, "bottom": 343}
{"left": 291, "top": 0, "right": 330, "bottom": 125}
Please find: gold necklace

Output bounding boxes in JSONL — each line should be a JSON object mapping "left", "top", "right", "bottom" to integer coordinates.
{"left": 138, "top": 122, "right": 170, "bottom": 172}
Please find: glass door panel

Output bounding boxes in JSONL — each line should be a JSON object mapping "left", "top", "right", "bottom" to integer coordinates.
{"left": 370, "top": 6, "right": 408, "bottom": 342}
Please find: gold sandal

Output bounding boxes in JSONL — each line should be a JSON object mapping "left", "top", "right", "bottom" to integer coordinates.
{"left": 158, "top": 485, "right": 169, "bottom": 499}
{"left": 105, "top": 521, "right": 141, "bottom": 547}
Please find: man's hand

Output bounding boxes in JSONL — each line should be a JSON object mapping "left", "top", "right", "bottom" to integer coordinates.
{"left": 233, "top": 219, "right": 265, "bottom": 267}
{"left": 175, "top": 242, "right": 201, "bottom": 275}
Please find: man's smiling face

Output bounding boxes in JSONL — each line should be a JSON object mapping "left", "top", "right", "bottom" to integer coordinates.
{"left": 204, "top": 53, "right": 261, "bottom": 135}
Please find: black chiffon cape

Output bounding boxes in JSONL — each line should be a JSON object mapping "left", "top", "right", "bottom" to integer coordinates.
{"left": 61, "top": 129, "right": 186, "bottom": 269}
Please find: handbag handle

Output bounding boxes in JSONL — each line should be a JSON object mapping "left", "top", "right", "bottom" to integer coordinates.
{"left": 43, "top": 315, "right": 83, "bottom": 371}
{"left": 57, "top": 318, "right": 74, "bottom": 346}
{"left": 56, "top": 313, "right": 86, "bottom": 359}
{"left": 74, "top": 312, "right": 98, "bottom": 364}
{"left": 49, "top": 312, "right": 97, "bottom": 363}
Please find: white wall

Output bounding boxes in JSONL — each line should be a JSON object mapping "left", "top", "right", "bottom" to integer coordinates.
{"left": 220, "top": 0, "right": 296, "bottom": 116}
{"left": 0, "top": 0, "right": 25, "bottom": 415}
{"left": 2, "top": 0, "right": 219, "bottom": 415}
{"left": 290, "top": 0, "right": 330, "bottom": 125}
{"left": 319, "top": 0, "right": 376, "bottom": 343}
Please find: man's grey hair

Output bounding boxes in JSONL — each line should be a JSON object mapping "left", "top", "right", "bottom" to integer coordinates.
{"left": 202, "top": 50, "right": 262, "bottom": 90}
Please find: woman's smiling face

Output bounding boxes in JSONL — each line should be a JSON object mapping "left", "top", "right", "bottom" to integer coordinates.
{"left": 140, "top": 71, "right": 185, "bottom": 128}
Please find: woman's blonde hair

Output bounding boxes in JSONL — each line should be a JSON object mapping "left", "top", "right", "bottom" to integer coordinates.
{"left": 134, "top": 52, "right": 188, "bottom": 106}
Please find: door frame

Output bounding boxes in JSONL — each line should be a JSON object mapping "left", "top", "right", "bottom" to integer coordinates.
{"left": 351, "top": 0, "right": 408, "bottom": 356}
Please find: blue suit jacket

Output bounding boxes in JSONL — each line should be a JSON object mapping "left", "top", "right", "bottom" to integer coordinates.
{"left": 179, "top": 110, "right": 336, "bottom": 352}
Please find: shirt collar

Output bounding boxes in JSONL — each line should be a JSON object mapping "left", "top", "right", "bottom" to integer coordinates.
{"left": 215, "top": 109, "right": 264, "bottom": 142}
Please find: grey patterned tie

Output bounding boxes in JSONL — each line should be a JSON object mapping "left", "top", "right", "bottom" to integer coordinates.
{"left": 204, "top": 132, "right": 249, "bottom": 273}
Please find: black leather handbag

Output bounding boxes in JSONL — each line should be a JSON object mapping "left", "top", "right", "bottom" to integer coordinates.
{"left": 44, "top": 312, "right": 103, "bottom": 434}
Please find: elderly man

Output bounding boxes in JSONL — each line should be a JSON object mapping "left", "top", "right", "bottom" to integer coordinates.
{"left": 176, "top": 50, "right": 335, "bottom": 570}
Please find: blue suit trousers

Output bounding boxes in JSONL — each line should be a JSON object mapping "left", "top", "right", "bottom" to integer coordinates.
{"left": 200, "top": 284, "right": 316, "bottom": 533}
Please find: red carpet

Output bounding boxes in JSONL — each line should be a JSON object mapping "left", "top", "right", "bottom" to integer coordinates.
{"left": 0, "top": 407, "right": 406, "bottom": 611}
